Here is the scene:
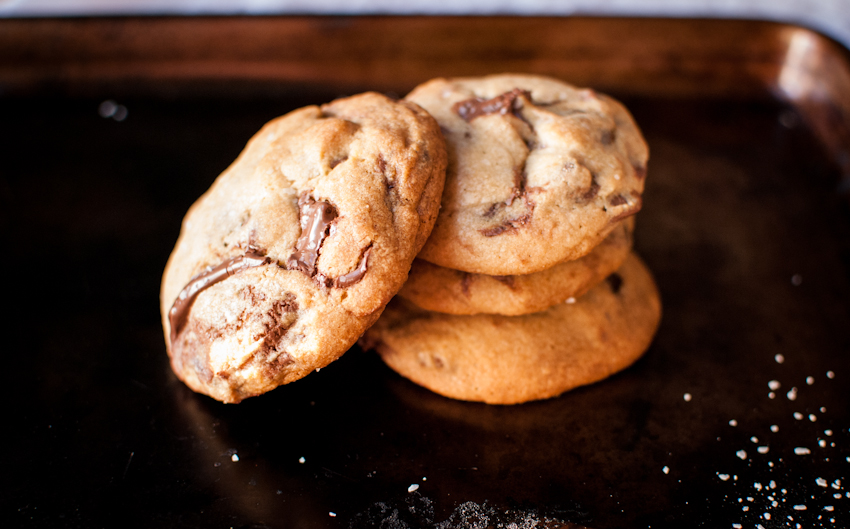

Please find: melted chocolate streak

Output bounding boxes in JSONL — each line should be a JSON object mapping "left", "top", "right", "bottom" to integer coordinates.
{"left": 169, "top": 198, "right": 372, "bottom": 343}
{"left": 169, "top": 249, "right": 271, "bottom": 344}
{"left": 452, "top": 88, "right": 532, "bottom": 122}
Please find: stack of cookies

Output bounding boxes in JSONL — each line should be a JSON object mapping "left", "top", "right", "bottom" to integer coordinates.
{"left": 362, "top": 74, "right": 662, "bottom": 404}
{"left": 160, "top": 73, "right": 660, "bottom": 405}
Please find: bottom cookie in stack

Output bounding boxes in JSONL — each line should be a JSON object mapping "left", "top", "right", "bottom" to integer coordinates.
{"left": 361, "top": 253, "right": 661, "bottom": 405}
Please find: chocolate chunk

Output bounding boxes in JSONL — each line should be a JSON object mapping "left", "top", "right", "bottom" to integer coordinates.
{"left": 333, "top": 246, "right": 372, "bottom": 289}
{"left": 460, "top": 272, "right": 473, "bottom": 296}
{"left": 453, "top": 88, "right": 531, "bottom": 122}
{"left": 329, "top": 156, "right": 348, "bottom": 169}
{"left": 581, "top": 183, "right": 600, "bottom": 201}
{"left": 633, "top": 163, "right": 647, "bottom": 179}
{"left": 169, "top": 249, "right": 271, "bottom": 343}
{"left": 600, "top": 129, "right": 616, "bottom": 145}
{"left": 480, "top": 213, "right": 532, "bottom": 237}
{"left": 287, "top": 194, "right": 338, "bottom": 277}
{"left": 606, "top": 273, "right": 623, "bottom": 294}
{"left": 610, "top": 195, "right": 628, "bottom": 206}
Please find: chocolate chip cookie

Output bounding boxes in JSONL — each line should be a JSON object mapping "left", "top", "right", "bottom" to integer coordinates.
{"left": 160, "top": 92, "right": 447, "bottom": 403}
{"left": 363, "top": 253, "right": 661, "bottom": 405}
{"left": 398, "top": 217, "right": 634, "bottom": 315}
{"left": 407, "top": 74, "right": 649, "bottom": 275}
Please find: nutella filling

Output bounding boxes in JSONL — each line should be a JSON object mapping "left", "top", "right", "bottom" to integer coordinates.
{"left": 286, "top": 194, "right": 338, "bottom": 277}
{"left": 169, "top": 249, "right": 271, "bottom": 343}
{"left": 453, "top": 88, "right": 532, "bottom": 122}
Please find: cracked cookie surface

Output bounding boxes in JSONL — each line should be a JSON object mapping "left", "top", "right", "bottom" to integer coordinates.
{"left": 398, "top": 217, "right": 634, "bottom": 316}
{"left": 363, "top": 253, "right": 661, "bottom": 405}
{"left": 160, "top": 92, "right": 447, "bottom": 403}
{"left": 407, "top": 74, "right": 649, "bottom": 275}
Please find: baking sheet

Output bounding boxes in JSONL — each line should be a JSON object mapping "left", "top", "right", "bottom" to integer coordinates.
{"left": 2, "top": 17, "right": 850, "bottom": 529}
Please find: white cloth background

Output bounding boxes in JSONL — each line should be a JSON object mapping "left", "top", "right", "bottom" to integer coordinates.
{"left": 2, "top": 0, "right": 849, "bottom": 49}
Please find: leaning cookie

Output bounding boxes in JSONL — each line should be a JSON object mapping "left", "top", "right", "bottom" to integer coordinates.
{"left": 363, "top": 253, "right": 660, "bottom": 405}
{"left": 399, "top": 216, "right": 634, "bottom": 316}
{"left": 160, "top": 92, "right": 447, "bottom": 403}
{"left": 407, "top": 74, "right": 648, "bottom": 275}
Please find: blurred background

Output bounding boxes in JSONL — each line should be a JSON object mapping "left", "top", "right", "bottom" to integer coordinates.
{"left": 2, "top": 0, "right": 850, "bottom": 50}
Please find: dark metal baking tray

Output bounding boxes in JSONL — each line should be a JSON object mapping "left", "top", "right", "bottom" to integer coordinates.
{"left": 2, "top": 16, "right": 850, "bottom": 529}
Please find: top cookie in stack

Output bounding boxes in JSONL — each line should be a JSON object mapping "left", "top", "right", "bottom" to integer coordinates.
{"left": 364, "top": 74, "right": 661, "bottom": 404}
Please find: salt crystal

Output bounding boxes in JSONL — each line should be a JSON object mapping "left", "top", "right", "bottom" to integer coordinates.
{"left": 768, "top": 380, "right": 781, "bottom": 390}
{"left": 771, "top": 425, "right": 779, "bottom": 432}
{"left": 809, "top": 414, "right": 817, "bottom": 422}
{"left": 718, "top": 474, "right": 730, "bottom": 481}
{"left": 733, "top": 525, "right": 742, "bottom": 529}
{"left": 820, "top": 440, "right": 827, "bottom": 448}
{"left": 565, "top": 297, "right": 576, "bottom": 304}
{"left": 770, "top": 481, "right": 776, "bottom": 489}
{"left": 821, "top": 407, "right": 827, "bottom": 413}
{"left": 758, "top": 446, "right": 770, "bottom": 454}
{"left": 834, "top": 493, "right": 842, "bottom": 499}
{"left": 826, "top": 430, "right": 833, "bottom": 436}
{"left": 683, "top": 393, "right": 692, "bottom": 402}
{"left": 794, "top": 412, "right": 803, "bottom": 420}
{"left": 754, "top": 483, "right": 763, "bottom": 491}
{"left": 737, "top": 450, "right": 748, "bottom": 460}
{"left": 768, "top": 392, "right": 776, "bottom": 399}
{"left": 408, "top": 484, "right": 420, "bottom": 493}
{"left": 742, "top": 506, "right": 749, "bottom": 511}
{"left": 775, "top": 354, "right": 785, "bottom": 363}
{"left": 751, "top": 436, "right": 759, "bottom": 443}
{"left": 824, "top": 506, "right": 834, "bottom": 512}
{"left": 747, "top": 497, "right": 754, "bottom": 502}
{"left": 793, "top": 505, "right": 807, "bottom": 510}
{"left": 795, "top": 447, "right": 811, "bottom": 455}
{"left": 832, "top": 480, "right": 841, "bottom": 489}
{"left": 231, "top": 454, "right": 239, "bottom": 462}
{"left": 764, "top": 513, "right": 771, "bottom": 520}
{"left": 827, "top": 371, "right": 835, "bottom": 379}
{"left": 329, "top": 512, "right": 337, "bottom": 517}
{"left": 818, "top": 478, "right": 829, "bottom": 487}
{"left": 729, "top": 420, "right": 738, "bottom": 427}
{"left": 806, "top": 376, "right": 814, "bottom": 385}
{"left": 662, "top": 466, "right": 669, "bottom": 474}
{"left": 772, "top": 501, "right": 779, "bottom": 507}
{"left": 787, "top": 387, "right": 798, "bottom": 400}
{"left": 299, "top": 457, "right": 306, "bottom": 464}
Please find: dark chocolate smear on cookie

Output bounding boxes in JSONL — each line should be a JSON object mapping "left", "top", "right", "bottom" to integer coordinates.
{"left": 453, "top": 88, "right": 531, "bottom": 122}
{"left": 287, "top": 194, "right": 339, "bottom": 277}
{"left": 606, "top": 272, "right": 624, "bottom": 294}
{"left": 169, "top": 248, "right": 271, "bottom": 344}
